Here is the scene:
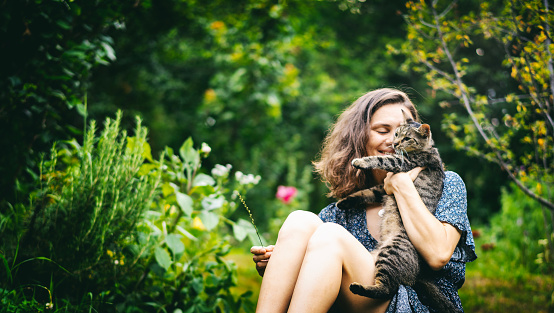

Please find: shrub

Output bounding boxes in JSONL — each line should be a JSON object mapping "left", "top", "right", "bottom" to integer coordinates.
{"left": 0, "top": 113, "right": 261, "bottom": 312}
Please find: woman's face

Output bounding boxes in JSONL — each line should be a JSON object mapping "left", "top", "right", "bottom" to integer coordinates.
{"left": 366, "top": 103, "right": 414, "bottom": 156}
{"left": 366, "top": 103, "right": 415, "bottom": 181}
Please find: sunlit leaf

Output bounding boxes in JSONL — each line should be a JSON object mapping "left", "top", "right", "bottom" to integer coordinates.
{"left": 232, "top": 218, "right": 253, "bottom": 242}
{"left": 201, "top": 195, "right": 225, "bottom": 211}
{"left": 176, "top": 191, "right": 193, "bottom": 216}
{"left": 199, "top": 211, "right": 219, "bottom": 231}
{"left": 155, "top": 247, "right": 171, "bottom": 270}
{"left": 193, "top": 173, "right": 215, "bottom": 187}
{"left": 179, "top": 137, "right": 200, "bottom": 169}
{"left": 162, "top": 182, "right": 174, "bottom": 197}
{"left": 165, "top": 234, "right": 185, "bottom": 256}
{"left": 176, "top": 225, "right": 197, "bottom": 241}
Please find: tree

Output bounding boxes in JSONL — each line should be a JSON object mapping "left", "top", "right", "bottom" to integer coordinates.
{"left": 396, "top": 0, "right": 553, "bottom": 250}
{"left": 0, "top": 0, "right": 140, "bottom": 205}
{"left": 398, "top": 0, "right": 553, "bottom": 209}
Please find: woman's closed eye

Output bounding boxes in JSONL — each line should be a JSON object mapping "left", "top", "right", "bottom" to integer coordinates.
{"left": 374, "top": 128, "right": 390, "bottom": 134}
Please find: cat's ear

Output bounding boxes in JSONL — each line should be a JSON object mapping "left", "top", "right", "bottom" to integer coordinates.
{"left": 420, "top": 124, "right": 431, "bottom": 137}
{"left": 401, "top": 109, "right": 413, "bottom": 123}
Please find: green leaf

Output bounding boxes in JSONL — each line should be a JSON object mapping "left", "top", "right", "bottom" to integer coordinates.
{"left": 176, "top": 225, "right": 197, "bottom": 241}
{"left": 232, "top": 219, "right": 248, "bottom": 242}
{"left": 101, "top": 42, "right": 116, "bottom": 61}
{"left": 155, "top": 247, "right": 172, "bottom": 270}
{"left": 176, "top": 191, "right": 193, "bottom": 216}
{"left": 179, "top": 138, "right": 200, "bottom": 169}
{"left": 142, "top": 141, "right": 153, "bottom": 162}
{"left": 201, "top": 195, "right": 225, "bottom": 211}
{"left": 233, "top": 219, "right": 259, "bottom": 243}
{"left": 76, "top": 102, "right": 87, "bottom": 116}
{"left": 166, "top": 234, "right": 185, "bottom": 256}
{"left": 199, "top": 211, "right": 219, "bottom": 231}
{"left": 190, "top": 185, "right": 215, "bottom": 197}
{"left": 193, "top": 173, "right": 215, "bottom": 187}
{"left": 191, "top": 277, "right": 204, "bottom": 293}
{"left": 56, "top": 19, "right": 72, "bottom": 30}
{"left": 0, "top": 253, "right": 12, "bottom": 283}
{"left": 138, "top": 163, "right": 158, "bottom": 176}
{"left": 162, "top": 182, "right": 174, "bottom": 197}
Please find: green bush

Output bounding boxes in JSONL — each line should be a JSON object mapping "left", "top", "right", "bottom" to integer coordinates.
{"left": 473, "top": 182, "right": 554, "bottom": 277}
{"left": 461, "top": 182, "right": 554, "bottom": 311}
{"left": 105, "top": 137, "right": 260, "bottom": 312}
{"left": 0, "top": 112, "right": 160, "bottom": 309}
{"left": 0, "top": 113, "right": 260, "bottom": 312}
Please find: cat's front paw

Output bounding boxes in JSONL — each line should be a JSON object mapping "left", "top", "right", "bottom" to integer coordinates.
{"left": 352, "top": 157, "right": 371, "bottom": 169}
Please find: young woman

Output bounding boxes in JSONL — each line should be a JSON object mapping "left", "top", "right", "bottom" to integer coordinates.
{"left": 251, "top": 88, "right": 476, "bottom": 312}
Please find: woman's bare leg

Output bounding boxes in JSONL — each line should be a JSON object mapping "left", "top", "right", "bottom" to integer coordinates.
{"left": 256, "top": 210, "right": 323, "bottom": 313}
{"left": 288, "top": 223, "right": 390, "bottom": 313}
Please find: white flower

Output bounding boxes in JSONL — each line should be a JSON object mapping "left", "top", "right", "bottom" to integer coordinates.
{"left": 212, "top": 164, "right": 232, "bottom": 177}
{"left": 201, "top": 142, "right": 211, "bottom": 156}
{"left": 236, "top": 171, "right": 261, "bottom": 185}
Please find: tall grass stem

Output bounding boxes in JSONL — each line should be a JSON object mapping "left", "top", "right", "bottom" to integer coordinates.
{"left": 235, "top": 191, "right": 263, "bottom": 246}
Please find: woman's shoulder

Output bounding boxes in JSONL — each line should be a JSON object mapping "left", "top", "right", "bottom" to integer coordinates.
{"left": 443, "top": 171, "right": 467, "bottom": 195}
{"left": 444, "top": 170, "right": 464, "bottom": 185}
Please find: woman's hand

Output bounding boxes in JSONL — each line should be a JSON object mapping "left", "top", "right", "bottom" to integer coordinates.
{"left": 250, "top": 245, "right": 274, "bottom": 277}
{"left": 383, "top": 167, "right": 424, "bottom": 195}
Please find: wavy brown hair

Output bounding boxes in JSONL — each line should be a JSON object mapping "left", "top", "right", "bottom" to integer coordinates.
{"left": 313, "top": 88, "right": 420, "bottom": 199}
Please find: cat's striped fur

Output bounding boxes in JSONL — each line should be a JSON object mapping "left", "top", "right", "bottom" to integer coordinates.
{"left": 336, "top": 110, "right": 460, "bottom": 313}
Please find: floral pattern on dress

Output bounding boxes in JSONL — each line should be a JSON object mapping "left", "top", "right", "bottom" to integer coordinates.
{"left": 318, "top": 171, "right": 477, "bottom": 313}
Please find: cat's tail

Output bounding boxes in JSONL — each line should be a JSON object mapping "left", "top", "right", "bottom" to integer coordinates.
{"left": 413, "top": 280, "right": 462, "bottom": 313}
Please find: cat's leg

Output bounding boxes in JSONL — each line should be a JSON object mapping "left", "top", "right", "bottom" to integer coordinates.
{"left": 336, "top": 185, "right": 386, "bottom": 210}
{"left": 350, "top": 235, "right": 419, "bottom": 299}
{"left": 351, "top": 155, "right": 412, "bottom": 173}
{"left": 256, "top": 210, "right": 322, "bottom": 313}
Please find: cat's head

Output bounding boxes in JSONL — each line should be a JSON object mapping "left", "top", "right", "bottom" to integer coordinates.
{"left": 392, "top": 110, "right": 434, "bottom": 153}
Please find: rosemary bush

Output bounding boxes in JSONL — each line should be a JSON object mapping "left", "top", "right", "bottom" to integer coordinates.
{"left": 22, "top": 111, "right": 159, "bottom": 273}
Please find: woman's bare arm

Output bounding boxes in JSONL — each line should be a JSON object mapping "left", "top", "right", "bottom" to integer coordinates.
{"left": 384, "top": 169, "right": 461, "bottom": 270}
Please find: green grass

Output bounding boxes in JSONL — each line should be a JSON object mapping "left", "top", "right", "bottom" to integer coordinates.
{"left": 229, "top": 247, "right": 262, "bottom": 305}
{"left": 461, "top": 267, "right": 554, "bottom": 312}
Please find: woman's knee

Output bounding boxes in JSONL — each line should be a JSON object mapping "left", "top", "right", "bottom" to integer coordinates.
{"left": 277, "top": 210, "right": 322, "bottom": 242}
{"left": 305, "top": 223, "right": 350, "bottom": 254}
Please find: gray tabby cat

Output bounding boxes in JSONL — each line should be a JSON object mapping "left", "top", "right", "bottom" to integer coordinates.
{"left": 336, "top": 110, "right": 460, "bottom": 313}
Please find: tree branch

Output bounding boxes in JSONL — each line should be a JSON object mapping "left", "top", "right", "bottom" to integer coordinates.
{"left": 429, "top": 1, "right": 554, "bottom": 211}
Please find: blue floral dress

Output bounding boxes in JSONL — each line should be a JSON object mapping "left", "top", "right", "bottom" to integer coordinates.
{"left": 318, "top": 171, "right": 477, "bottom": 312}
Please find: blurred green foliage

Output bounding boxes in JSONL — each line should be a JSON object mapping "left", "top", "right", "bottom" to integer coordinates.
{"left": 85, "top": 0, "right": 424, "bottom": 226}
{"left": 0, "top": 0, "right": 141, "bottom": 204}
{"left": 2, "top": 0, "right": 553, "bottom": 311}
{"left": 460, "top": 182, "right": 554, "bottom": 312}
{"left": 0, "top": 0, "right": 509, "bottom": 227}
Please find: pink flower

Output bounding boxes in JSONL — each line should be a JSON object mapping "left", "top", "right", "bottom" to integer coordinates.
{"left": 276, "top": 186, "right": 298, "bottom": 204}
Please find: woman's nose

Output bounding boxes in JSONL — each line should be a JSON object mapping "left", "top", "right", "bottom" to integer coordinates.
{"left": 384, "top": 134, "right": 394, "bottom": 145}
